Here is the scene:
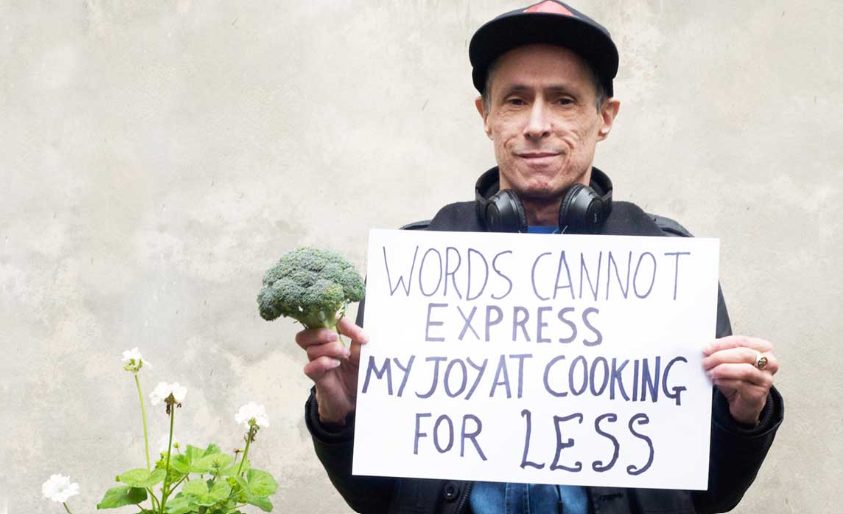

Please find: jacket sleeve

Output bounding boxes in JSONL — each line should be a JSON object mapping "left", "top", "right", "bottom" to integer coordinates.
{"left": 691, "top": 287, "right": 785, "bottom": 512}
{"left": 692, "top": 387, "right": 784, "bottom": 512}
{"left": 305, "top": 389, "right": 395, "bottom": 513}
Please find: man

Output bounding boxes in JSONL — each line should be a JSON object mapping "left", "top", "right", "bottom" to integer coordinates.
{"left": 297, "top": 1, "right": 783, "bottom": 512}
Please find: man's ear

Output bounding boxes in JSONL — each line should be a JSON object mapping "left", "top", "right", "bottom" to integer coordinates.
{"left": 475, "top": 96, "right": 492, "bottom": 138}
{"left": 597, "top": 98, "right": 621, "bottom": 141}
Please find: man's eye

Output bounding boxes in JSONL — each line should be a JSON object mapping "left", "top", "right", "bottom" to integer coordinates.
{"left": 556, "top": 97, "right": 575, "bottom": 105}
{"left": 506, "top": 97, "right": 526, "bottom": 106}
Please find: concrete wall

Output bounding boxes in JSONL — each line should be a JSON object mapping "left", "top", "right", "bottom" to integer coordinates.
{"left": 1, "top": 1, "right": 839, "bottom": 512}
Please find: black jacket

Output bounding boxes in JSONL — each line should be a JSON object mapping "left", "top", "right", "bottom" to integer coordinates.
{"left": 306, "top": 199, "right": 783, "bottom": 514}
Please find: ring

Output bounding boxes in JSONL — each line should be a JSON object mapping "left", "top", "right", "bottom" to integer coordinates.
{"left": 754, "top": 351, "right": 768, "bottom": 370}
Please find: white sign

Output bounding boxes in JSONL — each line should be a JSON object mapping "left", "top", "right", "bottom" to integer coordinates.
{"left": 353, "top": 229, "right": 719, "bottom": 490}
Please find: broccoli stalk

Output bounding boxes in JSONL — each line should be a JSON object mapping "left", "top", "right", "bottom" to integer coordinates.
{"left": 257, "top": 247, "right": 365, "bottom": 342}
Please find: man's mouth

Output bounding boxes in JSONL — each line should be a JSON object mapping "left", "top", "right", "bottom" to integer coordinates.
{"left": 517, "top": 151, "right": 560, "bottom": 160}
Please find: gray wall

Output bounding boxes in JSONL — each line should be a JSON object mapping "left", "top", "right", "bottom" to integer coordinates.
{"left": 1, "top": 1, "right": 839, "bottom": 512}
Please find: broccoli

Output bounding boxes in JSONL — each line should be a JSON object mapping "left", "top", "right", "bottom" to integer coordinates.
{"left": 257, "top": 247, "right": 365, "bottom": 335}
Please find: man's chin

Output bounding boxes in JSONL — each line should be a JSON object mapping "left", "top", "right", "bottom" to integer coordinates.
{"left": 515, "top": 183, "right": 566, "bottom": 201}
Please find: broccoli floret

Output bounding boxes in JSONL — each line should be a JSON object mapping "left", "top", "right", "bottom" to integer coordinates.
{"left": 257, "top": 247, "right": 365, "bottom": 333}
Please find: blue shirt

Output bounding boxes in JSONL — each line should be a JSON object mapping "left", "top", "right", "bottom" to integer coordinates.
{"left": 526, "top": 226, "right": 560, "bottom": 234}
{"left": 470, "top": 226, "right": 588, "bottom": 514}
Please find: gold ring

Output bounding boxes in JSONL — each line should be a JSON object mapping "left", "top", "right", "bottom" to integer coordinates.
{"left": 755, "top": 352, "right": 768, "bottom": 370}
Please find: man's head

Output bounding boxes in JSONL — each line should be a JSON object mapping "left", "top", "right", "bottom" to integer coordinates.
{"left": 469, "top": 1, "right": 620, "bottom": 217}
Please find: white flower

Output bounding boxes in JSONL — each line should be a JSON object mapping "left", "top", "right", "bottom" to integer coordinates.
{"left": 149, "top": 382, "right": 187, "bottom": 406}
{"left": 42, "top": 474, "right": 80, "bottom": 503}
{"left": 121, "top": 347, "right": 151, "bottom": 372}
{"left": 235, "top": 401, "right": 270, "bottom": 428}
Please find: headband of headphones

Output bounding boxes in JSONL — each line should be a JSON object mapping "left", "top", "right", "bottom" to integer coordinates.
{"left": 474, "top": 167, "right": 613, "bottom": 233}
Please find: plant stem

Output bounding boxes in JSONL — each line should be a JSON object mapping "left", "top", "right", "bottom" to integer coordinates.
{"left": 62, "top": 502, "right": 73, "bottom": 514}
{"left": 159, "top": 405, "right": 176, "bottom": 514}
{"left": 146, "top": 488, "right": 160, "bottom": 511}
{"left": 334, "top": 324, "right": 346, "bottom": 348}
{"left": 236, "top": 427, "right": 255, "bottom": 476}
{"left": 133, "top": 373, "right": 151, "bottom": 470}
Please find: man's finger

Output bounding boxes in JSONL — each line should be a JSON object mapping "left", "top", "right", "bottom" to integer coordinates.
{"left": 702, "top": 347, "right": 757, "bottom": 371}
{"left": 703, "top": 348, "right": 779, "bottom": 375}
{"left": 338, "top": 317, "right": 369, "bottom": 345}
{"left": 707, "top": 363, "right": 774, "bottom": 390}
{"left": 303, "top": 356, "right": 342, "bottom": 382}
{"left": 710, "top": 377, "right": 769, "bottom": 396}
{"left": 703, "top": 335, "right": 774, "bottom": 355}
{"left": 307, "top": 340, "right": 350, "bottom": 363}
{"left": 295, "top": 328, "right": 338, "bottom": 350}
{"left": 759, "top": 352, "right": 780, "bottom": 375}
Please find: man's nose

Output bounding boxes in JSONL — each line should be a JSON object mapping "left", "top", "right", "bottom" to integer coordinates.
{"left": 524, "top": 100, "right": 551, "bottom": 139}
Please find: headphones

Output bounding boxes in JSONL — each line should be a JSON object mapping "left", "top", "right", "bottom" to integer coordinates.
{"left": 474, "top": 167, "right": 613, "bottom": 233}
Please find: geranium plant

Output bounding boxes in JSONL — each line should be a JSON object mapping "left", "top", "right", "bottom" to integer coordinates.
{"left": 44, "top": 348, "right": 279, "bottom": 513}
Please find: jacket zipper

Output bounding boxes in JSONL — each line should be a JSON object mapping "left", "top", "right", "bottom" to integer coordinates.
{"left": 454, "top": 482, "right": 474, "bottom": 513}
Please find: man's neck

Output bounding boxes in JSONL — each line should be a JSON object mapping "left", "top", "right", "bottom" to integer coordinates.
{"left": 522, "top": 197, "right": 561, "bottom": 226}
{"left": 499, "top": 167, "right": 593, "bottom": 227}
{"left": 522, "top": 176, "right": 592, "bottom": 226}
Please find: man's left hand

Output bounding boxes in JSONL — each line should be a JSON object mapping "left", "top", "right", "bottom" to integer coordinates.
{"left": 703, "top": 335, "right": 780, "bottom": 425}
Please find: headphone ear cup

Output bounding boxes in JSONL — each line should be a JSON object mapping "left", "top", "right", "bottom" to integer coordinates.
{"left": 486, "top": 190, "right": 527, "bottom": 233}
{"left": 559, "top": 185, "right": 605, "bottom": 233}
{"left": 558, "top": 184, "right": 585, "bottom": 232}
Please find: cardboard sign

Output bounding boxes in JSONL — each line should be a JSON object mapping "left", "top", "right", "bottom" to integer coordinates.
{"left": 352, "top": 229, "right": 719, "bottom": 490}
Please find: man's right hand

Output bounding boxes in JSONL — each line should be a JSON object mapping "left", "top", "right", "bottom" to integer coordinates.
{"left": 296, "top": 317, "right": 367, "bottom": 426}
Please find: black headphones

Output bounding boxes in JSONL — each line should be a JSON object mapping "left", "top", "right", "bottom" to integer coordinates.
{"left": 474, "top": 167, "right": 613, "bottom": 233}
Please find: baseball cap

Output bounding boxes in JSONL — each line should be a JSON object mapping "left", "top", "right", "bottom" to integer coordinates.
{"left": 469, "top": 0, "right": 618, "bottom": 97}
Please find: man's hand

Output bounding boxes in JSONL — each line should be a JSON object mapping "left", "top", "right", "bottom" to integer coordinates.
{"left": 296, "top": 317, "right": 368, "bottom": 426}
{"left": 703, "top": 335, "right": 779, "bottom": 425}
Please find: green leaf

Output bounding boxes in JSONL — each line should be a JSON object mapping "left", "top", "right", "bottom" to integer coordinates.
{"left": 194, "top": 453, "right": 234, "bottom": 473}
{"left": 96, "top": 486, "right": 147, "bottom": 509}
{"left": 116, "top": 468, "right": 166, "bottom": 488}
{"left": 221, "top": 457, "right": 250, "bottom": 477}
{"left": 203, "top": 442, "right": 222, "bottom": 456}
{"left": 181, "top": 479, "right": 232, "bottom": 507}
{"left": 244, "top": 495, "right": 273, "bottom": 512}
{"left": 197, "top": 495, "right": 220, "bottom": 507}
{"left": 163, "top": 494, "right": 194, "bottom": 514}
{"left": 169, "top": 455, "right": 190, "bottom": 475}
{"left": 166, "top": 444, "right": 201, "bottom": 475}
{"left": 208, "top": 480, "right": 232, "bottom": 501}
{"left": 231, "top": 475, "right": 249, "bottom": 503}
{"left": 245, "top": 469, "right": 278, "bottom": 496}
{"left": 153, "top": 459, "right": 188, "bottom": 486}
{"left": 168, "top": 443, "right": 231, "bottom": 474}
{"left": 182, "top": 480, "right": 209, "bottom": 496}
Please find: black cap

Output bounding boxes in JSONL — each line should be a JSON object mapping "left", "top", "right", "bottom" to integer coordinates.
{"left": 469, "top": 0, "right": 618, "bottom": 97}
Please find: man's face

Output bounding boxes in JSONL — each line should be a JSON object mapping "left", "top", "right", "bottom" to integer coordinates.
{"left": 476, "top": 44, "right": 619, "bottom": 201}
